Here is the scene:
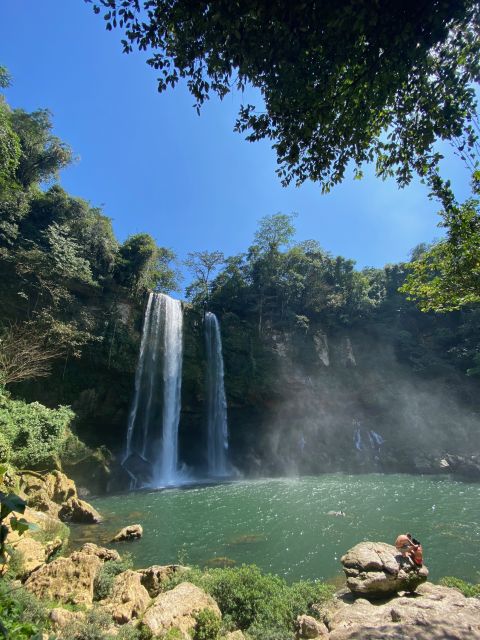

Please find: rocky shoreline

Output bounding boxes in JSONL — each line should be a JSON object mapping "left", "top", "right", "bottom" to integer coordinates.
{"left": 2, "top": 470, "right": 479, "bottom": 639}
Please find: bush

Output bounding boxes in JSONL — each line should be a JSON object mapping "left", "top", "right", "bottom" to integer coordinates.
{"left": 0, "top": 578, "right": 49, "bottom": 639}
{"left": 193, "top": 609, "right": 220, "bottom": 640}
{"left": 440, "top": 577, "right": 480, "bottom": 597}
{"left": 0, "top": 390, "right": 74, "bottom": 468}
{"left": 165, "top": 564, "right": 334, "bottom": 640}
{"left": 61, "top": 607, "right": 112, "bottom": 640}
{"left": 93, "top": 555, "right": 133, "bottom": 601}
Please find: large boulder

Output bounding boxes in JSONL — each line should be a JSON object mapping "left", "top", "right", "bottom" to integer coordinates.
{"left": 141, "top": 581, "right": 221, "bottom": 638}
{"left": 295, "top": 614, "right": 329, "bottom": 638}
{"left": 14, "top": 536, "right": 63, "bottom": 579}
{"left": 24, "top": 550, "right": 102, "bottom": 605}
{"left": 18, "top": 470, "right": 102, "bottom": 524}
{"left": 103, "top": 570, "right": 151, "bottom": 624}
{"left": 50, "top": 608, "right": 86, "bottom": 632}
{"left": 24, "top": 543, "right": 117, "bottom": 605}
{"left": 138, "top": 565, "right": 189, "bottom": 598}
{"left": 341, "top": 542, "right": 428, "bottom": 597}
{"left": 111, "top": 524, "right": 143, "bottom": 543}
{"left": 44, "top": 471, "right": 77, "bottom": 504}
{"left": 80, "top": 542, "right": 120, "bottom": 562}
{"left": 58, "top": 497, "right": 102, "bottom": 524}
{"left": 324, "top": 582, "right": 480, "bottom": 639}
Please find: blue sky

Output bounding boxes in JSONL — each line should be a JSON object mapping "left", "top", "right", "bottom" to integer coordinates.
{"left": 0, "top": 0, "right": 472, "bottom": 283}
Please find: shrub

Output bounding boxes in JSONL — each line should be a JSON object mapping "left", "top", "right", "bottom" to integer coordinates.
{"left": 193, "top": 608, "right": 220, "bottom": 640}
{"left": 440, "top": 577, "right": 480, "bottom": 597}
{"left": 163, "top": 564, "right": 334, "bottom": 640}
{"left": 161, "top": 628, "right": 183, "bottom": 640}
{"left": 0, "top": 578, "right": 49, "bottom": 638}
{"left": 61, "top": 607, "right": 112, "bottom": 640}
{"left": 93, "top": 555, "right": 133, "bottom": 601}
{"left": 0, "top": 390, "right": 74, "bottom": 468}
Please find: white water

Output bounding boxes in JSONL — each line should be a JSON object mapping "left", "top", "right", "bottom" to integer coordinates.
{"left": 123, "top": 292, "right": 184, "bottom": 487}
{"left": 154, "top": 294, "right": 184, "bottom": 486}
{"left": 205, "top": 312, "right": 230, "bottom": 477}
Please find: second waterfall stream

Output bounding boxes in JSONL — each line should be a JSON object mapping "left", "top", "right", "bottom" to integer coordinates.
{"left": 205, "top": 311, "right": 230, "bottom": 477}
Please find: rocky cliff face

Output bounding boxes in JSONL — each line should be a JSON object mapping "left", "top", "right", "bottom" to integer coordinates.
{"left": 179, "top": 312, "right": 480, "bottom": 479}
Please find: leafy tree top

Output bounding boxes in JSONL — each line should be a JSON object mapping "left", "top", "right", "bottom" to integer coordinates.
{"left": 88, "top": 1, "right": 479, "bottom": 191}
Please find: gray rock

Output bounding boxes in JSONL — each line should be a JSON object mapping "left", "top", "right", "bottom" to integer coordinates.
{"left": 341, "top": 541, "right": 428, "bottom": 597}
{"left": 325, "top": 582, "right": 480, "bottom": 639}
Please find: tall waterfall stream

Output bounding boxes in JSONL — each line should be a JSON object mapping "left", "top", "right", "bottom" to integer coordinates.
{"left": 123, "top": 292, "right": 183, "bottom": 487}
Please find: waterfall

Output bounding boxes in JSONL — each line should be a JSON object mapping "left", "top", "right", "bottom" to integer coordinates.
{"left": 205, "top": 311, "right": 230, "bottom": 476}
{"left": 123, "top": 292, "right": 184, "bottom": 487}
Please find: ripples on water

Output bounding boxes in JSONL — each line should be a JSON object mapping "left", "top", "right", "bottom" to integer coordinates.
{"left": 72, "top": 474, "right": 480, "bottom": 583}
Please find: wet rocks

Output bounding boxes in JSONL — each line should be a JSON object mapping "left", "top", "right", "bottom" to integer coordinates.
{"left": 111, "top": 524, "right": 143, "bottom": 543}
{"left": 341, "top": 542, "right": 428, "bottom": 597}
{"left": 141, "top": 581, "right": 221, "bottom": 638}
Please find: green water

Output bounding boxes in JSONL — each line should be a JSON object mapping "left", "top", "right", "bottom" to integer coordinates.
{"left": 71, "top": 474, "right": 480, "bottom": 583}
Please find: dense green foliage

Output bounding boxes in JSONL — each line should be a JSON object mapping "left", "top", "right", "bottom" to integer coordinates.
{"left": 0, "top": 390, "right": 74, "bottom": 469}
{"left": 439, "top": 576, "right": 480, "bottom": 597}
{"left": 0, "top": 579, "right": 48, "bottom": 639}
{"left": 400, "top": 173, "right": 480, "bottom": 312}
{"left": 163, "top": 564, "right": 334, "bottom": 640}
{"left": 89, "top": 1, "right": 479, "bottom": 194}
{"left": 193, "top": 609, "right": 221, "bottom": 640}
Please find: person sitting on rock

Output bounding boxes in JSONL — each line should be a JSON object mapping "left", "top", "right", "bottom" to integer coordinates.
{"left": 395, "top": 533, "right": 414, "bottom": 560}
{"left": 395, "top": 533, "right": 422, "bottom": 567}
{"left": 409, "top": 536, "right": 423, "bottom": 567}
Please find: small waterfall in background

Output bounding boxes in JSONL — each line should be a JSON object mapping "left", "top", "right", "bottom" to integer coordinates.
{"left": 205, "top": 311, "right": 230, "bottom": 477}
{"left": 123, "top": 292, "right": 184, "bottom": 488}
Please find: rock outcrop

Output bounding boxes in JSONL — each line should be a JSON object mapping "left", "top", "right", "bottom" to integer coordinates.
{"left": 14, "top": 535, "right": 63, "bottom": 579}
{"left": 296, "top": 614, "right": 329, "bottom": 638}
{"left": 141, "top": 581, "right": 221, "bottom": 638}
{"left": 24, "top": 543, "right": 117, "bottom": 605}
{"left": 103, "top": 570, "right": 151, "bottom": 624}
{"left": 18, "top": 470, "right": 102, "bottom": 524}
{"left": 111, "top": 524, "right": 143, "bottom": 543}
{"left": 49, "top": 608, "right": 86, "bottom": 632}
{"left": 341, "top": 542, "right": 428, "bottom": 596}
{"left": 138, "top": 564, "right": 189, "bottom": 598}
{"left": 58, "top": 497, "right": 102, "bottom": 524}
{"left": 324, "top": 582, "right": 480, "bottom": 639}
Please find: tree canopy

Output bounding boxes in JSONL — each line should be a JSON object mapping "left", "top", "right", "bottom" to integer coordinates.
{"left": 88, "top": 0, "right": 480, "bottom": 192}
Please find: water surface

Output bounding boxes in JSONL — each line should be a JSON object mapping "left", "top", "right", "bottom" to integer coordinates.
{"left": 71, "top": 474, "right": 480, "bottom": 583}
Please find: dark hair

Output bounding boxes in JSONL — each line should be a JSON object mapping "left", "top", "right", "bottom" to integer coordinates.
{"left": 406, "top": 533, "right": 412, "bottom": 539}
{"left": 412, "top": 537, "right": 420, "bottom": 546}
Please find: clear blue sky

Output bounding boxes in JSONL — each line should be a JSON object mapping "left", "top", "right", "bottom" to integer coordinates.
{"left": 0, "top": 0, "right": 472, "bottom": 283}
